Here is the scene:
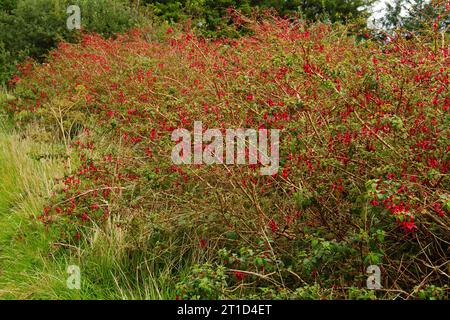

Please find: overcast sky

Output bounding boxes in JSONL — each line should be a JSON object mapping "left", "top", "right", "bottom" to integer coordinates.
{"left": 368, "top": 0, "right": 406, "bottom": 28}
{"left": 369, "top": 0, "right": 418, "bottom": 20}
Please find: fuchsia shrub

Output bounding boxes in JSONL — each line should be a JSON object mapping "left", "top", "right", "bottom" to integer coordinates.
{"left": 7, "top": 15, "right": 449, "bottom": 297}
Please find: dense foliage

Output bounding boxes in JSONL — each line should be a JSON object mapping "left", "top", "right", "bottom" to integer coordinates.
{"left": 6, "top": 12, "right": 449, "bottom": 299}
{"left": 144, "top": 0, "right": 373, "bottom": 22}
{"left": 381, "top": 0, "right": 450, "bottom": 31}
{"left": 145, "top": 0, "right": 373, "bottom": 36}
{"left": 0, "top": 0, "right": 137, "bottom": 84}
{"left": 0, "top": 0, "right": 376, "bottom": 84}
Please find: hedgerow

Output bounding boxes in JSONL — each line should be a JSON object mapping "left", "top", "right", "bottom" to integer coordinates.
{"left": 5, "top": 12, "right": 449, "bottom": 299}
{"left": 0, "top": 0, "right": 138, "bottom": 84}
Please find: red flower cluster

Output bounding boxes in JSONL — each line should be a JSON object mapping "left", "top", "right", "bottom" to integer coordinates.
{"left": 8, "top": 17, "right": 448, "bottom": 246}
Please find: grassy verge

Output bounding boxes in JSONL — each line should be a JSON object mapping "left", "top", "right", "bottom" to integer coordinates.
{"left": 0, "top": 120, "right": 64, "bottom": 298}
{"left": 0, "top": 111, "right": 183, "bottom": 299}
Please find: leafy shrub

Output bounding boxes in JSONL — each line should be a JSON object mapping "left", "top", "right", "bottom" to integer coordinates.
{"left": 144, "top": 0, "right": 373, "bottom": 26}
{"left": 176, "top": 263, "right": 228, "bottom": 300}
{"left": 6, "top": 11, "right": 449, "bottom": 299}
{"left": 0, "top": 0, "right": 137, "bottom": 84}
{"left": 0, "top": 0, "right": 16, "bottom": 12}
{"left": 416, "top": 285, "right": 448, "bottom": 300}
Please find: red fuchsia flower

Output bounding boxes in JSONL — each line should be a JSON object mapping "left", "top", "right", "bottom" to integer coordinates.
{"left": 130, "top": 136, "right": 142, "bottom": 144}
{"left": 150, "top": 128, "right": 157, "bottom": 140}
{"left": 145, "top": 147, "right": 153, "bottom": 157}
{"left": 432, "top": 202, "right": 445, "bottom": 217}
{"left": 267, "top": 99, "right": 276, "bottom": 107}
{"left": 303, "top": 63, "right": 312, "bottom": 76}
{"left": 427, "top": 157, "right": 439, "bottom": 168}
{"left": 366, "top": 143, "right": 375, "bottom": 152}
{"left": 234, "top": 271, "right": 245, "bottom": 282}
{"left": 7, "top": 75, "right": 20, "bottom": 87}
{"left": 269, "top": 219, "right": 278, "bottom": 233}
{"left": 285, "top": 214, "right": 293, "bottom": 225}
{"left": 199, "top": 238, "right": 207, "bottom": 249}
{"left": 400, "top": 215, "right": 417, "bottom": 234}
{"left": 332, "top": 178, "right": 344, "bottom": 192}
{"left": 433, "top": 21, "right": 438, "bottom": 31}
{"left": 166, "top": 27, "right": 174, "bottom": 34}
{"left": 281, "top": 167, "right": 289, "bottom": 179}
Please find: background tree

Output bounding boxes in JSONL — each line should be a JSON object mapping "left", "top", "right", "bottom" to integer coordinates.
{"left": 0, "top": 0, "right": 137, "bottom": 85}
{"left": 143, "top": 0, "right": 374, "bottom": 24}
{"left": 380, "top": 0, "right": 450, "bottom": 31}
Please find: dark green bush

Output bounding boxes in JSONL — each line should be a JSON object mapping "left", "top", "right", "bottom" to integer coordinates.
{"left": 144, "top": 0, "right": 373, "bottom": 33}
{"left": 0, "top": 0, "right": 137, "bottom": 85}
{"left": 0, "top": 0, "right": 16, "bottom": 12}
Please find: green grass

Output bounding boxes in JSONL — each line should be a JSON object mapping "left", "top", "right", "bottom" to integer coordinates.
{"left": 0, "top": 112, "right": 185, "bottom": 299}
{"left": 0, "top": 118, "right": 73, "bottom": 298}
